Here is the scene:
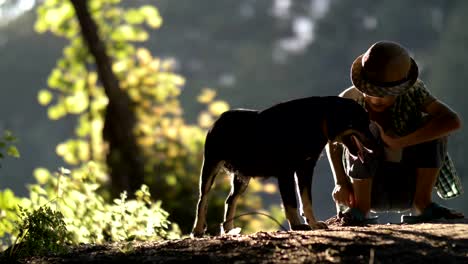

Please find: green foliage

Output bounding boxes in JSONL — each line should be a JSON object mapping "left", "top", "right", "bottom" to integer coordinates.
{"left": 33, "top": 0, "right": 277, "bottom": 235}
{"left": 5, "top": 205, "right": 72, "bottom": 259}
{"left": 0, "top": 189, "right": 24, "bottom": 241}
{"left": 0, "top": 165, "right": 180, "bottom": 252}
{"left": 0, "top": 130, "right": 20, "bottom": 163}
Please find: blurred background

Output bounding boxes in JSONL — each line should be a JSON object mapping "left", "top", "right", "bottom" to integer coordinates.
{"left": 0, "top": 0, "right": 467, "bottom": 235}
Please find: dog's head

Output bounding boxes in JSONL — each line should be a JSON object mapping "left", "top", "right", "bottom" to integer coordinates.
{"left": 326, "top": 98, "right": 379, "bottom": 163}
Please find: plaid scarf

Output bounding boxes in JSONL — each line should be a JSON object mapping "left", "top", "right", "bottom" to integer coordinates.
{"left": 355, "top": 80, "right": 463, "bottom": 199}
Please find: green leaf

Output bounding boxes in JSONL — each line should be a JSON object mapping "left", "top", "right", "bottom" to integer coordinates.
{"left": 47, "top": 104, "right": 67, "bottom": 120}
{"left": 3, "top": 130, "right": 16, "bottom": 142}
{"left": 34, "top": 19, "right": 48, "bottom": 33}
{"left": 65, "top": 91, "right": 89, "bottom": 114}
{"left": 6, "top": 146, "right": 20, "bottom": 158}
{"left": 124, "top": 9, "right": 145, "bottom": 24}
{"left": 0, "top": 188, "right": 18, "bottom": 209}
{"left": 38, "top": 89, "right": 54, "bottom": 106}
{"left": 111, "top": 25, "right": 136, "bottom": 41}
{"left": 34, "top": 168, "right": 51, "bottom": 184}
{"left": 47, "top": 69, "right": 63, "bottom": 89}
{"left": 140, "top": 6, "right": 162, "bottom": 28}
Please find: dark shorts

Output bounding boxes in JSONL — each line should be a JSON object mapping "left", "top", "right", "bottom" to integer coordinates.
{"left": 402, "top": 137, "right": 447, "bottom": 168}
{"left": 344, "top": 137, "right": 447, "bottom": 212}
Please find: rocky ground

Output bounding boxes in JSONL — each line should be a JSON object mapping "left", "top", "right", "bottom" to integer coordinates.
{"left": 17, "top": 219, "right": 468, "bottom": 263}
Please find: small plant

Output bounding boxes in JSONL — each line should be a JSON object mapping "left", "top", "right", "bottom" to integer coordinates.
{"left": 0, "top": 164, "right": 181, "bottom": 253}
{"left": 4, "top": 205, "right": 72, "bottom": 260}
{"left": 0, "top": 130, "right": 20, "bottom": 167}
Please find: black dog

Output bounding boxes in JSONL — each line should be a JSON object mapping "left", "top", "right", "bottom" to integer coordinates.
{"left": 191, "top": 96, "right": 375, "bottom": 237}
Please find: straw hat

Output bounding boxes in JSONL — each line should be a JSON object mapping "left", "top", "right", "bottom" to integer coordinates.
{"left": 350, "top": 41, "right": 419, "bottom": 97}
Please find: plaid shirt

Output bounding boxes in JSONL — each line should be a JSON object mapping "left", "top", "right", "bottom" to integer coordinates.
{"left": 352, "top": 80, "right": 463, "bottom": 199}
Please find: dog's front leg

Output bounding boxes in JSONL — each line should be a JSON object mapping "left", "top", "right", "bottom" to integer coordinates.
{"left": 296, "top": 165, "right": 328, "bottom": 230}
{"left": 278, "top": 173, "right": 311, "bottom": 231}
{"left": 222, "top": 173, "right": 250, "bottom": 234}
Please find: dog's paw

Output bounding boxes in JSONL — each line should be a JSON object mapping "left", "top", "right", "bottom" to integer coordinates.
{"left": 224, "top": 227, "right": 242, "bottom": 235}
{"left": 190, "top": 229, "right": 205, "bottom": 238}
{"left": 310, "top": 221, "right": 328, "bottom": 230}
{"left": 291, "top": 224, "right": 313, "bottom": 231}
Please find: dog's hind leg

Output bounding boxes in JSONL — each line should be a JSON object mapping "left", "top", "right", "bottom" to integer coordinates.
{"left": 222, "top": 173, "right": 251, "bottom": 234}
{"left": 191, "top": 158, "right": 223, "bottom": 237}
{"left": 296, "top": 163, "right": 328, "bottom": 229}
{"left": 278, "top": 172, "right": 311, "bottom": 231}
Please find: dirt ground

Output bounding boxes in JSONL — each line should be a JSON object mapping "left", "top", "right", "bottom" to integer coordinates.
{"left": 20, "top": 219, "right": 468, "bottom": 264}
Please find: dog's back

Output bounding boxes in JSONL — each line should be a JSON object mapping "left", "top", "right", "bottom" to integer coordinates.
{"left": 205, "top": 109, "right": 259, "bottom": 158}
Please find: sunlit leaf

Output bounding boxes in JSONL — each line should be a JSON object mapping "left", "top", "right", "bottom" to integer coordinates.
{"left": 34, "top": 168, "right": 51, "bottom": 184}
{"left": 77, "top": 141, "right": 90, "bottom": 161}
{"left": 0, "top": 188, "right": 17, "bottom": 209}
{"left": 128, "top": 88, "right": 142, "bottom": 101}
{"left": 124, "top": 9, "right": 145, "bottom": 24}
{"left": 87, "top": 72, "right": 98, "bottom": 86}
{"left": 111, "top": 25, "right": 135, "bottom": 41}
{"left": 197, "top": 111, "right": 213, "bottom": 128}
{"left": 48, "top": 69, "right": 63, "bottom": 88}
{"left": 6, "top": 146, "right": 20, "bottom": 158}
{"left": 134, "top": 29, "right": 149, "bottom": 42}
{"left": 166, "top": 127, "right": 178, "bottom": 140}
{"left": 208, "top": 100, "right": 229, "bottom": 116}
{"left": 165, "top": 175, "right": 177, "bottom": 186}
{"left": 248, "top": 179, "right": 263, "bottom": 193}
{"left": 76, "top": 115, "right": 91, "bottom": 137}
{"left": 197, "top": 89, "right": 216, "bottom": 104}
{"left": 263, "top": 183, "right": 277, "bottom": 194}
{"left": 64, "top": 91, "right": 89, "bottom": 114}
{"left": 64, "top": 153, "right": 78, "bottom": 165}
{"left": 113, "top": 60, "right": 129, "bottom": 73}
{"left": 161, "top": 59, "right": 175, "bottom": 71}
{"left": 140, "top": 6, "right": 162, "bottom": 28}
{"left": 149, "top": 59, "right": 160, "bottom": 71}
{"left": 34, "top": 19, "right": 48, "bottom": 33}
{"left": 127, "top": 73, "right": 139, "bottom": 86}
{"left": 171, "top": 75, "right": 185, "bottom": 86}
{"left": 136, "top": 48, "right": 152, "bottom": 65}
{"left": 56, "top": 143, "right": 68, "bottom": 156}
{"left": 38, "top": 89, "right": 54, "bottom": 106}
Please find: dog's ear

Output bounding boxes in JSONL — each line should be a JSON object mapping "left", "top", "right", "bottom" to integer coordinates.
{"left": 324, "top": 97, "right": 365, "bottom": 140}
{"left": 321, "top": 117, "right": 331, "bottom": 140}
{"left": 324, "top": 97, "right": 348, "bottom": 140}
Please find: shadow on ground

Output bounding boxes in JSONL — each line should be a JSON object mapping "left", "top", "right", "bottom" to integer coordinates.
{"left": 18, "top": 219, "right": 468, "bottom": 263}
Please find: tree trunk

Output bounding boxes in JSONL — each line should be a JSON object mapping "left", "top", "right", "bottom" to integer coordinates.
{"left": 70, "top": 0, "right": 145, "bottom": 197}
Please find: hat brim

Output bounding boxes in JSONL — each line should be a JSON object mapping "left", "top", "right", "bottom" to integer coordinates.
{"left": 351, "top": 54, "right": 419, "bottom": 97}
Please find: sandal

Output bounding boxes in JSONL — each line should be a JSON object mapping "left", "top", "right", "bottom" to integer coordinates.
{"left": 336, "top": 207, "right": 379, "bottom": 226}
{"left": 401, "top": 202, "right": 465, "bottom": 224}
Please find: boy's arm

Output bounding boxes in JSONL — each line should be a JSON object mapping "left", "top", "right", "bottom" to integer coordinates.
{"left": 326, "top": 142, "right": 354, "bottom": 208}
{"left": 377, "top": 99, "right": 461, "bottom": 149}
{"left": 326, "top": 87, "right": 361, "bottom": 208}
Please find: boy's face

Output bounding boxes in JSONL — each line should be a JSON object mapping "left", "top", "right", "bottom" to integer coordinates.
{"left": 363, "top": 94, "right": 396, "bottom": 112}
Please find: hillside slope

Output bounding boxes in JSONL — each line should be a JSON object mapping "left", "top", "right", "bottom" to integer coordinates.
{"left": 22, "top": 220, "right": 468, "bottom": 263}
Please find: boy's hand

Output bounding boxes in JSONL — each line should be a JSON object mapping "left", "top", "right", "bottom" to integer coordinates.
{"left": 332, "top": 184, "right": 355, "bottom": 207}
{"left": 374, "top": 122, "right": 407, "bottom": 149}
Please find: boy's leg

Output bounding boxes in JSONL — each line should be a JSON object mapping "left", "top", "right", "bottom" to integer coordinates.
{"left": 350, "top": 177, "right": 373, "bottom": 216}
{"left": 413, "top": 168, "right": 439, "bottom": 214}
{"left": 403, "top": 137, "right": 445, "bottom": 214}
{"left": 402, "top": 137, "right": 463, "bottom": 221}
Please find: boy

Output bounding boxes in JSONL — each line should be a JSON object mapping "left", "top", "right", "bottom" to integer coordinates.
{"left": 326, "top": 41, "right": 464, "bottom": 224}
